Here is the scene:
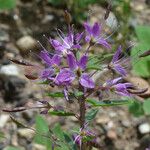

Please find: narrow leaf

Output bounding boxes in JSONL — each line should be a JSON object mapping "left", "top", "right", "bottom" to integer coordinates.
{"left": 87, "top": 99, "right": 132, "bottom": 107}
{"left": 49, "top": 110, "right": 75, "bottom": 116}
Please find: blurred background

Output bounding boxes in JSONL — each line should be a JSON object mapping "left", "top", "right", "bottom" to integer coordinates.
{"left": 0, "top": 0, "right": 150, "bottom": 150}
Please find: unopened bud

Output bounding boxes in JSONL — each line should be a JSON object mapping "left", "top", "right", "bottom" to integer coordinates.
{"left": 64, "top": 10, "right": 72, "bottom": 25}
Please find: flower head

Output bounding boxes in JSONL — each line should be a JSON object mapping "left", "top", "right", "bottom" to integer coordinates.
{"left": 50, "top": 28, "right": 83, "bottom": 55}
{"left": 109, "top": 45, "right": 130, "bottom": 76}
{"left": 73, "top": 124, "right": 96, "bottom": 147}
{"left": 55, "top": 53, "right": 95, "bottom": 88}
{"left": 84, "top": 22, "right": 111, "bottom": 49}
{"left": 104, "top": 77, "right": 133, "bottom": 97}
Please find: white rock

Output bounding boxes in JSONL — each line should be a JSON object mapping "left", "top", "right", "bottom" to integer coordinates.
{"left": 0, "top": 114, "right": 9, "bottom": 128}
{"left": 32, "top": 143, "right": 46, "bottom": 150}
{"left": 138, "top": 123, "right": 150, "bottom": 134}
{"left": 106, "top": 12, "right": 118, "bottom": 30}
{"left": 18, "top": 128, "right": 34, "bottom": 139}
{"left": 0, "top": 64, "right": 20, "bottom": 76}
{"left": 16, "top": 36, "right": 37, "bottom": 52}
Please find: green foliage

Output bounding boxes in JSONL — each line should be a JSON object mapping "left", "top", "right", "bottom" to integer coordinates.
{"left": 34, "top": 117, "right": 76, "bottom": 150}
{"left": 0, "top": 0, "right": 16, "bottom": 10}
{"left": 4, "top": 146, "right": 23, "bottom": 150}
{"left": 128, "top": 100, "right": 144, "bottom": 117}
{"left": 48, "top": 0, "right": 64, "bottom": 6}
{"left": 34, "top": 115, "right": 52, "bottom": 150}
{"left": 143, "top": 99, "right": 150, "bottom": 115}
{"left": 52, "top": 124, "right": 77, "bottom": 150}
{"left": 49, "top": 110, "right": 75, "bottom": 116}
{"left": 132, "top": 26, "right": 150, "bottom": 77}
{"left": 87, "top": 55, "right": 102, "bottom": 70}
{"left": 0, "top": 131, "right": 5, "bottom": 139}
{"left": 48, "top": 0, "right": 98, "bottom": 22}
{"left": 47, "top": 92, "right": 64, "bottom": 98}
{"left": 86, "top": 109, "right": 98, "bottom": 122}
{"left": 87, "top": 98, "right": 132, "bottom": 107}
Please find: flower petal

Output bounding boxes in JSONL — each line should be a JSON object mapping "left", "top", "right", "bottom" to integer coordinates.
{"left": 79, "top": 73, "right": 95, "bottom": 88}
{"left": 40, "top": 68, "right": 54, "bottom": 79}
{"left": 92, "top": 22, "right": 100, "bottom": 37}
{"left": 107, "top": 77, "right": 122, "bottom": 86}
{"left": 97, "top": 39, "right": 111, "bottom": 49}
{"left": 55, "top": 69, "right": 75, "bottom": 85}
{"left": 85, "top": 35, "right": 91, "bottom": 43}
{"left": 40, "top": 50, "right": 52, "bottom": 65}
{"left": 50, "top": 39, "right": 64, "bottom": 51}
{"left": 78, "top": 55, "right": 88, "bottom": 70}
{"left": 75, "top": 32, "right": 84, "bottom": 43}
{"left": 84, "top": 22, "right": 92, "bottom": 35}
{"left": 112, "top": 45, "right": 122, "bottom": 63}
{"left": 67, "top": 53, "right": 77, "bottom": 70}
{"left": 114, "top": 64, "right": 127, "bottom": 76}
{"left": 51, "top": 54, "right": 61, "bottom": 66}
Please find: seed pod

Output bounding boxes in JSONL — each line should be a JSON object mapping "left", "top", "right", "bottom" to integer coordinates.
{"left": 104, "top": 2, "right": 112, "bottom": 20}
{"left": 139, "top": 50, "right": 150, "bottom": 58}
{"left": 10, "top": 58, "right": 33, "bottom": 66}
{"left": 64, "top": 10, "right": 72, "bottom": 25}
{"left": 24, "top": 74, "right": 38, "bottom": 80}
{"left": 128, "top": 88, "right": 148, "bottom": 94}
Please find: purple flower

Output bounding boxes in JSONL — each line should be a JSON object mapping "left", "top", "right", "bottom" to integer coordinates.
{"left": 109, "top": 45, "right": 129, "bottom": 76}
{"left": 55, "top": 53, "right": 95, "bottom": 88}
{"left": 55, "top": 68, "right": 75, "bottom": 85}
{"left": 104, "top": 77, "right": 133, "bottom": 96}
{"left": 84, "top": 22, "right": 111, "bottom": 49}
{"left": 50, "top": 28, "right": 83, "bottom": 54}
{"left": 73, "top": 124, "right": 96, "bottom": 147}
{"left": 40, "top": 50, "right": 61, "bottom": 66}
{"left": 39, "top": 50, "right": 61, "bottom": 80}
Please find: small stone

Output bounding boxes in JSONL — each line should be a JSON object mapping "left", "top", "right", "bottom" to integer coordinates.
{"left": 0, "top": 114, "right": 9, "bottom": 128}
{"left": 121, "top": 120, "right": 131, "bottom": 127}
{"left": 16, "top": 36, "right": 37, "bottom": 52}
{"left": 107, "top": 121, "right": 114, "bottom": 129}
{"left": 96, "top": 116, "right": 110, "bottom": 124}
{"left": 106, "top": 12, "right": 118, "bottom": 30}
{"left": 18, "top": 128, "right": 34, "bottom": 139}
{"left": 138, "top": 123, "right": 150, "bottom": 134}
{"left": 107, "top": 130, "right": 117, "bottom": 140}
{"left": 0, "top": 64, "right": 20, "bottom": 76}
{"left": 32, "top": 143, "right": 46, "bottom": 150}
{"left": 126, "top": 76, "right": 150, "bottom": 97}
{"left": 3, "top": 146, "right": 25, "bottom": 150}
{"left": 42, "top": 15, "right": 54, "bottom": 23}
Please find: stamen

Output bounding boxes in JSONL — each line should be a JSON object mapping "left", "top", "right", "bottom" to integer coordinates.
{"left": 56, "top": 28, "right": 71, "bottom": 48}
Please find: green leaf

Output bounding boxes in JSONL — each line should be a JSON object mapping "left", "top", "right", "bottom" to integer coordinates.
{"left": 132, "top": 26, "right": 150, "bottom": 77}
{"left": 52, "top": 124, "right": 71, "bottom": 150}
{"left": 3, "top": 146, "right": 23, "bottom": 150}
{"left": 49, "top": 110, "right": 75, "bottom": 116}
{"left": 34, "top": 115, "right": 52, "bottom": 150}
{"left": 131, "top": 43, "right": 150, "bottom": 77}
{"left": 135, "top": 26, "right": 150, "bottom": 43}
{"left": 143, "top": 99, "right": 150, "bottom": 115}
{"left": 52, "top": 124, "right": 65, "bottom": 141}
{"left": 73, "top": 91, "right": 84, "bottom": 97}
{"left": 46, "top": 92, "right": 64, "bottom": 98}
{"left": 63, "top": 132, "right": 77, "bottom": 150}
{"left": 0, "top": 0, "right": 16, "bottom": 10}
{"left": 87, "top": 99, "right": 132, "bottom": 107}
{"left": 128, "top": 100, "right": 144, "bottom": 117}
{"left": 86, "top": 109, "right": 98, "bottom": 122}
{"left": 87, "top": 56, "right": 101, "bottom": 70}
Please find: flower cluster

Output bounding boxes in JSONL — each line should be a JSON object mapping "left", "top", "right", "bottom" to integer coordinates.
{"left": 8, "top": 12, "right": 148, "bottom": 150}
{"left": 39, "top": 22, "right": 111, "bottom": 90}
{"left": 29, "top": 19, "right": 148, "bottom": 102}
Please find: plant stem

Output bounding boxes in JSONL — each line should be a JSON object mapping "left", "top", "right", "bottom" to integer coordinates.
{"left": 79, "top": 95, "right": 86, "bottom": 150}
